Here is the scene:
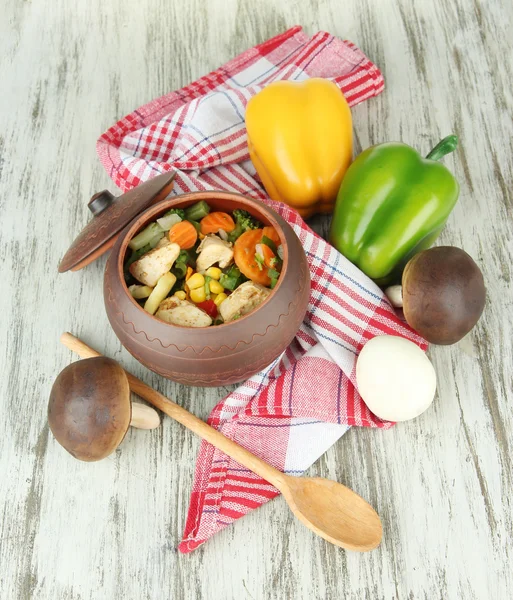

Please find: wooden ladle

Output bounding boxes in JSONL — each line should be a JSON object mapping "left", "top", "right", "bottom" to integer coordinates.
{"left": 59, "top": 332, "right": 383, "bottom": 552}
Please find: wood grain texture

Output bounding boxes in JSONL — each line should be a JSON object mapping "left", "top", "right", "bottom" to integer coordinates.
{"left": 0, "top": 0, "right": 511, "bottom": 598}
{"left": 59, "top": 333, "right": 384, "bottom": 553}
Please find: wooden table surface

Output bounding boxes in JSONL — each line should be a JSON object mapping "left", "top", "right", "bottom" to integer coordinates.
{"left": 1, "top": 0, "right": 512, "bottom": 598}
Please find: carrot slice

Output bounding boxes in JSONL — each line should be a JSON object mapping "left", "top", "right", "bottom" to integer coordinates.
{"left": 168, "top": 221, "right": 198, "bottom": 249}
{"left": 200, "top": 212, "right": 236, "bottom": 235}
{"left": 234, "top": 229, "right": 271, "bottom": 286}
{"left": 261, "top": 226, "right": 281, "bottom": 248}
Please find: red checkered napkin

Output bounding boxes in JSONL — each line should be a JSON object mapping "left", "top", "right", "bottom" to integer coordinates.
{"left": 97, "top": 26, "right": 426, "bottom": 553}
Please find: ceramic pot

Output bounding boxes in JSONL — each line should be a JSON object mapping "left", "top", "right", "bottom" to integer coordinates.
{"left": 104, "top": 191, "right": 310, "bottom": 386}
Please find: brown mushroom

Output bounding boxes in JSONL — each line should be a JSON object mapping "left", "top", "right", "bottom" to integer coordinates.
{"left": 385, "top": 246, "right": 486, "bottom": 345}
{"left": 48, "top": 357, "right": 160, "bottom": 461}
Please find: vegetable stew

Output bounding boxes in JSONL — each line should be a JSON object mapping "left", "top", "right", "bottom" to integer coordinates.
{"left": 123, "top": 202, "right": 283, "bottom": 327}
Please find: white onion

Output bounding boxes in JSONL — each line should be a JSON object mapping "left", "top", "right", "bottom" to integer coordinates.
{"left": 356, "top": 335, "right": 436, "bottom": 422}
{"left": 156, "top": 213, "right": 182, "bottom": 231}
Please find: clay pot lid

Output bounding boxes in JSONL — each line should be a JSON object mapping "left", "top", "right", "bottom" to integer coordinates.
{"left": 58, "top": 172, "right": 175, "bottom": 273}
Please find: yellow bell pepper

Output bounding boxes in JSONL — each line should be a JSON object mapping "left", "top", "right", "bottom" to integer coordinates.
{"left": 245, "top": 78, "right": 353, "bottom": 218}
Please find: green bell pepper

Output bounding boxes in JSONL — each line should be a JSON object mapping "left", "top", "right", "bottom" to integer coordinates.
{"left": 329, "top": 135, "right": 460, "bottom": 285}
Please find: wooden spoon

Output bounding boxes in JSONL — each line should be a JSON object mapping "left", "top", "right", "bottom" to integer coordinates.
{"left": 60, "top": 332, "right": 383, "bottom": 552}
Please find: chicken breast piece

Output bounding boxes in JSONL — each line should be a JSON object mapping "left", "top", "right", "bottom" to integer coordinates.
{"left": 196, "top": 235, "right": 234, "bottom": 273}
{"left": 155, "top": 296, "right": 212, "bottom": 327}
{"left": 129, "top": 242, "right": 180, "bottom": 287}
{"left": 218, "top": 281, "right": 271, "bottom": 323}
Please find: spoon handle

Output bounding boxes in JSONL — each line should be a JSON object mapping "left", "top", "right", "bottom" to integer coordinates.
{"left": 60, "top": 332, "right": 287, "bottom": 490}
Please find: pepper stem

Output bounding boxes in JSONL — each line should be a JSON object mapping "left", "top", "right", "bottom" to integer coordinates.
{"left": 426, "top": 134, "right": 458, "bottom": 161}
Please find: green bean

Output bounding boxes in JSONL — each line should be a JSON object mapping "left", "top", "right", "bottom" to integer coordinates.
{"left": 172, "top": 261, "right": 187, "bottom": 279}
{"left": 204, "top": 275, "right": 212, "bottom": 299}
{"left": 178, "top": 249, "right": 188, "bottom": 260}
{"left": 129, "top": 222, "right": 164, "bottom": 251}
{"left": 148, "top": 232, "right": 165, "bottom": 248}
{"left": 219, "top": 273, "right": 239, "bottom": 291}
{"left": 185, "top": 200, "right": 210, "bottom": 221}
{"left": 268, "top": 267, "right": 280, "bottom": 289}
{"left": 226, "top": 265, "right": 242, "bottom": 278}
{"left": 189, "top": 220, "right": 201, "bottom": 234}
{"left": 261, "top": 235, "right": 277, "bottom": 254}
{"left": 227, "top": 224, "right": 243, "bottom": 243}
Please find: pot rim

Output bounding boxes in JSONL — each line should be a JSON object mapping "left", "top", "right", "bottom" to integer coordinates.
{"left": 116, "top": 191, "right": 290, "bottom": 332}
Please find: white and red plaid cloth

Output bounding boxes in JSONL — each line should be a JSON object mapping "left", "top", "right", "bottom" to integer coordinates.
{"left": 97, "top": 26, "right": 427, "bottom": 553}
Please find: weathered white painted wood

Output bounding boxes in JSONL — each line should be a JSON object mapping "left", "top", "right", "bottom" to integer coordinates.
{"left": 0, "top": 0, "right": 511, "bottom": 598}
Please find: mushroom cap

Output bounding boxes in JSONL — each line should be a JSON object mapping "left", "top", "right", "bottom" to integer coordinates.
{"left": 48, "top": 357, "right": 131, "bottom": 461}
{"left": 402, "top": 247, "right": 486, "bottom": 345}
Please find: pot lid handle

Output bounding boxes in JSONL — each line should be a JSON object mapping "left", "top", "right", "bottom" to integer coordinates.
{"left": 58, "top": 172, "right": 176, "bottom": 273}
{"left": 88, "top": 190, "right": 116, "bottom": 216}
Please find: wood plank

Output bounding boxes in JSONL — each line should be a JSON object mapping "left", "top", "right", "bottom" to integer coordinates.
{"left": 0, "top": 0, "right": 511, "bottom": 598}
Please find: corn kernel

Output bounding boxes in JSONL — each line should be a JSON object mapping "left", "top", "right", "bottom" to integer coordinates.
{"left": 187, "top": 273, "right": 205, "bottom": 290}
{"left": 205, "top": 267, "right": 222, "bottom": 280}
{"left": 209, "top": 280, "right": 224, "bottom": 294}
{"left": 213, "top": 292, "right": 228, "bottom": 306}
{"left": 190, "top": 287, "right": 207, "bottom": 303}
{"left": 174, "top": 290, "right": 186, "bottom": 300}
